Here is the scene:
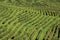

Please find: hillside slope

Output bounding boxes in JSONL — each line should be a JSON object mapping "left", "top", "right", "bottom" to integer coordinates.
{"left": 0, "top": 0, "right": 60, "bottom": 40}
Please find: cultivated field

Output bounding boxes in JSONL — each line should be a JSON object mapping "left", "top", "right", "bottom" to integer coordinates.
{"left": 0, "top": 0, "right": 60, "bottom": 40}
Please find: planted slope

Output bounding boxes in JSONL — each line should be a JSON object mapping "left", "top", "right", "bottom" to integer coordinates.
{"left": 0, "top": 0, "right": 60, "bottom": 40}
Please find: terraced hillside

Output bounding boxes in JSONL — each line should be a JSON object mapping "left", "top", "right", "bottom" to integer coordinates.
{"left": 0, "top": 0, "right": 60, "bottom": 40}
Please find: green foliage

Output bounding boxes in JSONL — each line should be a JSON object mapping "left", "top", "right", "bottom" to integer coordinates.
{"left": 0, "top": 0, "right": 60, "bottom": 40}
